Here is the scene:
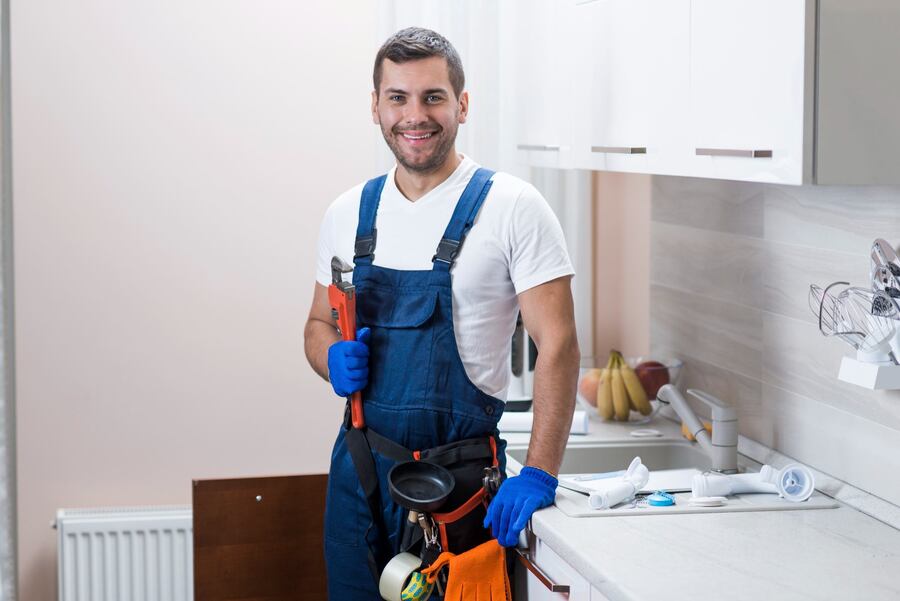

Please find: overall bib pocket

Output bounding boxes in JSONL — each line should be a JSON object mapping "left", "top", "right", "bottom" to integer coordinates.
{"left": 357, "top": 286, "right": 441, "bottom": 412}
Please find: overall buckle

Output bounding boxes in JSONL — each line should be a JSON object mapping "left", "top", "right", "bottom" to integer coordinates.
{"left": 354, "top": 228, "right": 377, "bottom": 260}
{"left": 432, "top": 238, "right": 461, "bottom": 265}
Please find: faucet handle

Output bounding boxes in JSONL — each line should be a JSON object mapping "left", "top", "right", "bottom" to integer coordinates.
{"left": 686, "top": 389, "right": 737, "bottom": 422}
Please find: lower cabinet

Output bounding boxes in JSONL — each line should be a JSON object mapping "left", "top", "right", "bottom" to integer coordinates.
{"left": 514, "top": 536, "right": 599, "bottom": 600}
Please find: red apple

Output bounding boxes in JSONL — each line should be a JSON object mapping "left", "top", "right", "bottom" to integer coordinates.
{"left": 634, "top": 361, "right": 669, "bottom": 399}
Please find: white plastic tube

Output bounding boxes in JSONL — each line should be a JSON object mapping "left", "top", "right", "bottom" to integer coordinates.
{"left": 588, "top": 457, "right": 650, "bottom": 510}
{"left": 692, "top": 472, "right": 777, "bottom": 498}
{"left": 692, "top": 464, "right": 815, "bottom": 502}
{"left": 589, "top": 480, "right": 640, "bottom": 510}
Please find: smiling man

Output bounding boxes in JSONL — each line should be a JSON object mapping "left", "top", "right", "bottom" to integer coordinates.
{"left": 304, "top": 27, "right": 580, "bottom": 599}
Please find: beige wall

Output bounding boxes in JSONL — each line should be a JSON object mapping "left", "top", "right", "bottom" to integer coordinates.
{"left": 592, "top": 171, "right": 651, "bottom": 362}
{"left": 12, "top": 2, "right": 376, "bottom": 599}
{"left": 650, "top": 176, "right": 900, "bottom": 504}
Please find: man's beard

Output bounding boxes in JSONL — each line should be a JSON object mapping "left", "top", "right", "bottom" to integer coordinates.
{"left": 382, "top": 122, "right": 458, "bottom": 175}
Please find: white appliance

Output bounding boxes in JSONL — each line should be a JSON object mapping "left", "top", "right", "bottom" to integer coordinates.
{"left": 507, "top": 312, "right": 537, "bottom": 410}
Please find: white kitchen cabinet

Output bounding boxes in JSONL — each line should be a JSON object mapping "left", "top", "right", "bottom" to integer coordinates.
{"left": 514, "top": 536, "right": 592, "bottom": 600}
{"left": 687, "top": 0, "right": 900, "bottom": 184}
{"left": 506, "top": 0, "right": 576, "bottom": 169}
{"left": 688, "top": 0, "right": 813, "bottom": 184}
{"left": 572, "top": 0, "right": 691, "bottom": 176}
{"left": 512, "top": 0, "right": 900, "bottom": 184}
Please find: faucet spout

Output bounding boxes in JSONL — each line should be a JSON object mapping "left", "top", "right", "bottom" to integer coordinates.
{"left": 657, "top": 384, "right": 738, "bottom": 473}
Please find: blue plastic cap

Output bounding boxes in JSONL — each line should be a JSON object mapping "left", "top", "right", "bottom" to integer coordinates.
{"left": 647, "top": 490, "right": 676, "bottom": 507}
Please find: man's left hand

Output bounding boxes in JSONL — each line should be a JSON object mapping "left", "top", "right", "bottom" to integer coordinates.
{"left": 483, "top": 466, "right": 558, "bottom": 547}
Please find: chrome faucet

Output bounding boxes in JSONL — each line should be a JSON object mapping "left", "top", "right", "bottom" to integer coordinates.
{"left": 656, "top": 384, "right": 738, "bottom": 473}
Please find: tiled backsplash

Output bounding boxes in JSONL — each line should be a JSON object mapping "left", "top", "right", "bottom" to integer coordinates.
{"left": 650, "top": 176, "right": 900, "bottom": 504}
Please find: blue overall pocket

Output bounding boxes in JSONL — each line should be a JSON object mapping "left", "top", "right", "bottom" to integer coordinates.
{"left": 356, "top": 285, "right": 440, "bottom": 413}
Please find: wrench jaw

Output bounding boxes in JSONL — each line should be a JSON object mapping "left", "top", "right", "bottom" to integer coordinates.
{"left": 329, "top": 256, "right": 357, "bottom": 334}
{"left": 331, "top": 256, "right": 356, "bottom": 297}
{"left": 331, "top": 256, "right": 354, "bottom": 282}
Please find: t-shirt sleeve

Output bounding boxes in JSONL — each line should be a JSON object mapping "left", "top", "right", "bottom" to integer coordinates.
{"left": 315, "top": 204, "right": 337, "bottom": 287}
{"left": 508, "top": 183, "right": 576, "bottom": 294}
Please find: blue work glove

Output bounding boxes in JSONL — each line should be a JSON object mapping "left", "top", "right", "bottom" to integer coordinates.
{"left": 484, "top": 466, "right": 558, "bottom": 547}
{"left": 327, "top": 327, "right": 371, "bottom": 397}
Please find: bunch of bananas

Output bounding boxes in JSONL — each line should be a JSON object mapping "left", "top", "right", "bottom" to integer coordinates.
{"left": 596, "top": 350, "right": 653, "bottom": 421}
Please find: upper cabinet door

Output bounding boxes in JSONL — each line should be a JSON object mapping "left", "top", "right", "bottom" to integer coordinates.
{"left": 509, "top": 0, "right": 576, "bottom": 169}
{"left": 689, "top": 0, "right": 813, "bottom": 184}
{"left": 573, "top": 0, "right": 690, "bottom": 175}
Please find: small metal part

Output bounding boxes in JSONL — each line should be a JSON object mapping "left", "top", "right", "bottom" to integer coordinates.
{"left": 695, "top": 148, "right": 773, "bottom": 158}
{"left": 591, "top": 146, "right": 647, "bottom": 154}
{"left": 516, "top": 523, "right": 571, "bottom": 593}
{"left": 417, "top": 513, "right": 438, "bottom": 548}
{"left": 517, "top": 143, "right": 561, "bottom": 151}
{"left": 482, "top": 466, "right": 501, "bottom": 498}
{"left": 255, "top": 495, "right": 262, "bottom": 502}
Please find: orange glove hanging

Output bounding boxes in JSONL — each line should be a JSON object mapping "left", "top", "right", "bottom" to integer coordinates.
{"left": 420, "top": 539, "right": 511, "bottom": 601}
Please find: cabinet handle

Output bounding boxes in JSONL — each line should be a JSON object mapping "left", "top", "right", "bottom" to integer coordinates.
{"left": 695, "top": 148, "right": 773, "bottom": 158}
{"left": 591, "top": 146, "right": 646, "bottom": 155}
{"left": 517, "top": 144, "right": 561, "bottom": 151}
{"left": 515, "top": 548, "right": 571, "bottom": 595}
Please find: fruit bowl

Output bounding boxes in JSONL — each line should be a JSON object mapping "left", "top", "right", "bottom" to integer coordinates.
{"left": 577, "top": 356, "right": 683, "bottom": 424}
{"left": 625, "top": 356, "right": 683, "bottom": 400}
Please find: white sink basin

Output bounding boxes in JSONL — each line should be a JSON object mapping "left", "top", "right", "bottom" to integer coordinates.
{"left": 508, "top": 441, "right": 712, "bottom": 473}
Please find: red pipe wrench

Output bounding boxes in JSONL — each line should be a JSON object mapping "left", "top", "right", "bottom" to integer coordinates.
{"left": 328, "top": 256, "right": 365, "bottom": 429}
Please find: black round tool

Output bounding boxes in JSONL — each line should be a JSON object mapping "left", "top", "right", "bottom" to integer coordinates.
{"left": 388, "top": 461, "right": 455, "bottom": 513}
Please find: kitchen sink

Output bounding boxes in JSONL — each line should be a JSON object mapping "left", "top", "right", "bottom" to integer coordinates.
{"left": 505, "top": 440, "right": 839, "bottom": 517}
{"left": 507, "top": 441, "right": 712, "bottom": 474}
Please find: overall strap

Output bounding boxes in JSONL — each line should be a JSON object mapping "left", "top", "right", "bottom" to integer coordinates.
{"left": 432, "top": 168, "right": 495, "bottom": 271}
{"left": 353, "top": 174, "right": 387, "bottom": 266}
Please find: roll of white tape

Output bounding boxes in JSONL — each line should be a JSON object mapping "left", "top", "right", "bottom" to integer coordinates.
{"left": 379, "top": 552, "right": 421, "bottom": 601}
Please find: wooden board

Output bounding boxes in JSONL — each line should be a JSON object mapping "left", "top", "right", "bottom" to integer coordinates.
{"left": 193, "top": 474, "right": 329, "bottom": 601}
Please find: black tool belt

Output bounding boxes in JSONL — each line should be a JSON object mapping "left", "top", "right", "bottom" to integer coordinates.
{"left": 341, "top": 403, "right": 502, "bottom": 580}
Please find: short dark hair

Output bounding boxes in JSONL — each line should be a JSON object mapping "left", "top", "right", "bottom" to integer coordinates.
{"left": 373, "top": 27, "right": 465, "bottom": 98}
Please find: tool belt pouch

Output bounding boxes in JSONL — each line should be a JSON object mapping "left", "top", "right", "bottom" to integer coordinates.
{"left": 405, "top": 436, "right": 501, "bottom": 557}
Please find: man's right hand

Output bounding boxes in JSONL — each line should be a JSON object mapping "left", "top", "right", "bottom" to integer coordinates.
{"left": 326, "top": 327, "right": 371, "bottom": 397}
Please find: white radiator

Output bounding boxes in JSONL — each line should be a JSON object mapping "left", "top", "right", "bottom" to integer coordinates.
{"left": 55, "top": 506, "right": 193, "bottom": 601}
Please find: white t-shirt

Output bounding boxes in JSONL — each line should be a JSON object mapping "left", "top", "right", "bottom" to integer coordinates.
{"left": 316, "top": 155, "right": 574, "bottom": 400}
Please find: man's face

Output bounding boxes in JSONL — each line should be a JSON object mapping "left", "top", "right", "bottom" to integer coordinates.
{"left": 372, "top": 57, "right": 468, "bottom": 174}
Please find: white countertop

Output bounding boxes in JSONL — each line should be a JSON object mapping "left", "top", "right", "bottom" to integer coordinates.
{"left": 501, "top": 411, "right": 900, "bottom": 601}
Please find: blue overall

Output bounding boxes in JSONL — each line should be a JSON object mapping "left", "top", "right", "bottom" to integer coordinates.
{"left": 323, "top": 168, "right": 509, "bottom": 599}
